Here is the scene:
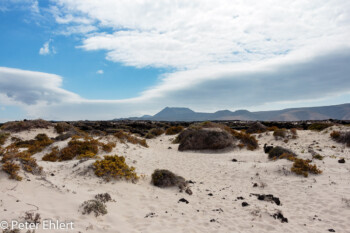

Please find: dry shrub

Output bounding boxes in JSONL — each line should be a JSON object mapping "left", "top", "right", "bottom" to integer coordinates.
{"left": 114, "top": 131, "right": 148, "bottom": 147}
{"left": 93, "top": 155, "right": 139, "bottom": 182}
{"left": 54, "top": 122, "right": 73, "bottom": 134}
{"left": 165, "top": 126, "right": 184, "bottom": 135}
{"left": 145, "top": 128, "right": 164, "bottom": 139}
{"left": 267, "top": 126, "right": 279, "bottom": 131}
{"left": 1, "top": 119, "right": 52, "bottom": 132}
{"left": 1, "top": 145, "right": 42, "bottom": 180}
{"left": 42, "top": 146, "right": 60, "bottom": 162}
{"left": 95, "top": 193, "right": 112, "bottom": 203}
{"left": 273, "top": 128, "right": 287, "bottom": 139}
{"left": 15, "top": 134, "right": 53, "bottom": 154}
{"left": 308, "top": 122, "right": 333, "bottom": 131}
{"left": 246, "top": 122, "right": 267, "bottom": 134}
{"left": 101, "top": 142, "right": 116, "bottom": 153}
{"left": 312, "top": 154, "right": 324, "bottom": 160}
{"left": 151, "top": 169, "right": 185, "bottom": 187}
{"left": 330, "top": 131, "right": 350, "bottom": 147}
{"left": 59, "top": 137, "right": 99, "bottom": 161}
{"left": 231, "top": 130, "right": 258, "bottom": 150}
{"left": 178, "top": 128, "right": 234, "bottom": 151}
{"left": 268, "top": 146, "right": 297, "bottom": 160}
{"left": 81, "top": 199, "right": 107, "bottom": 217}
{"left": 291, "top": 158, "right": 322, "bottom": 177}
{"left": 2, "top": 161, "right": 22, "bottom": 181}
{"left": 0, "top": 132, "right": 10, "bottom": 146}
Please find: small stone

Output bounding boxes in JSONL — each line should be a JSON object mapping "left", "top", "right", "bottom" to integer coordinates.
{"left": 328, "top": 229, "right": 335, "bottom": 232}
{"left": 232, "top": 159, "right": 237, "bottom": 162}
{"left": 51, "top": 173, "right": 55, "bottom": 176}
{"left": 178, "top": 198, "right": 189, "bottom": 204}
{"left": 208, "top": 193, "right": 213, "bottom": 196}
{"left": 338, "top": 158, "right": 345, "bottom": 163}
{"left": 242, "top": 202, "right": 249, "bottom": 207}
{"left": 253, "top": 183, "right": 258, "bottom": 187}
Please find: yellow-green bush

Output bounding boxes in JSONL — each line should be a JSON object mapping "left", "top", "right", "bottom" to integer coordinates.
{"left": 330, "top": 130, "right": 350, "bottom": 147}
{"left": 54, "top": 122, "right": 73, "bottom": 134}
{"left": 1, "top": 119, "right": 52, "bottom": 132}
{"left": 93, "top": 155, "right": 139, "bottom": 182}
{"left": 291, "top": 158, "right": 322, "bottom": 177}
{"left": 165, "top": 126, "right": 184, "bottom": 135}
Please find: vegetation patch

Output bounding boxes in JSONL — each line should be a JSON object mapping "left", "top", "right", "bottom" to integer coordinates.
{"left": 231, "top": 130, "right": 258, "bottom": 150}
{"left": 93, "top": 155, "right": 139, "bottom": 182}
{"left": 151, "top": 169, "right": 185, "bottom": 188}
{"left": 0, "top": 132, "right": 10, "bottom": 146}
{"left": 165, "top": 126, "right": 184, "bottom": 135}
{"left": 15, "top": 133, "right": 53, "bottom": 154}
{"left": 54, "top": 122, "right": 74, "bottom": 134}
{"left": 308, "top": 122, "right": 333, "bottom": 131}
{"left": 268, "top": 146, "right": 297, "bottom": 160}
{"left": 2, "top": 161, "right": 22, "bottom": 181}
{"left": 1, "top": 119, "right": 53, "bottom": 132}
{"left": 114, "top": 131, "right": 148, "bottom": 147}
{"left": 330, "top": 130, "right": 350, "bottom": 147}
{"left": 81, "top": 199, "right": 107, "bottom": 217}
{"left": 291, "top": 158, "right": 322, "bottom": 177}
{"left": 246, "top": 122, "right": 267, "bottom": 134}
{"left": 145, "top": 128, "right": 164, "bottom": 139}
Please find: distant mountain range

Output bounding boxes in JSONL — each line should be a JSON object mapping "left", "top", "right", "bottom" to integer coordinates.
{"left": 115, "top": 103, "right": 350, "bottom": 121}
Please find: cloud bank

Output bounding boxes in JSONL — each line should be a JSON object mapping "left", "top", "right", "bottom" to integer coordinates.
{"left": 1, "top": 0, "right": 350, "bottom": 120}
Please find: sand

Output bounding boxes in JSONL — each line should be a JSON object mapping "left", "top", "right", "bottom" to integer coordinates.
{"left": 0, "top": 126, "right": 350, "bottom": 233}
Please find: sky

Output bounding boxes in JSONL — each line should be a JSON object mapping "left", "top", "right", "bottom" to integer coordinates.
{"left": 0, "top": 0, "right": 350, "bottom": 122}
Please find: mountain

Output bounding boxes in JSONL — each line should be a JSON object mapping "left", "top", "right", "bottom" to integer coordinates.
{"left": 115, "top": 103, "right": 350, "bottom": 121}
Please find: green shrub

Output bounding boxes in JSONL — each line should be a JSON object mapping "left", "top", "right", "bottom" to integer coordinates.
{"left": 54, "top": 122, "right": 73, "bottom": 134}
{"left": 308, "top": 122, "right": 333, "bottom": 131}
{"left": 42, "top": 147, "right": 59, "bottom": 162}
{"left": 312, "top": 154, "right": 324, "bottom": 160}
{"left": 93, "top": 155, "right": 139, "bottom": 182}
{"left": 273, "top": 129, "right": 287, "bottom": 139}
{"left": 151, "top": 169, "right": 185, "bottom": 187}
{"left": 101, "top": 142, "right": 116, "bottom": 153}
{"left": 165, "top": 126, "right": 184, "bottom": 135}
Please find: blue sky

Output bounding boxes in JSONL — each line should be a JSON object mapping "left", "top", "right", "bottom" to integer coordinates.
{"left": 0, "top": 0, "right": 350, "bottom": 121}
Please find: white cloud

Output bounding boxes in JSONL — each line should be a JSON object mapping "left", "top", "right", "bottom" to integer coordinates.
{"left": 96, "top": 70, "right": 104, "bottom": 74}
{"left": 39, "top": 40, "right": 55, "bottom": 55}
{"left": 56, "top": 0, "right": 350, "bottom": 69}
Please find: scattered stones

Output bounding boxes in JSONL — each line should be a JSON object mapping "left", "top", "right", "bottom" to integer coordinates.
{"left": 242, "top": 202, "right": 249, "bottom": 207}
{"left": 145, "top": 212, "right": 157, "bottom": 218}
{"left": 212, "top": 208, "right": 224, "bottom": 213}
{"left": 272, "top": 212, "right": 288, "bottom": 223}
{"left": 237, "top": 196, "right": 244, "bottom": 200}
{"left": 251, "top": 194, "right": 281, "bottom": 205}
{"left": 338, "top": 158, "right": 345, "bottom": 163}
{"left": 210, "top": 219, "right": 216, "bottom": 222}
{"left": 178, "top": 198, "right": 189, "bottom": 204}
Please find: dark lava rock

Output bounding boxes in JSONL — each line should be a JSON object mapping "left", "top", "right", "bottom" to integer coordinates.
{"left": 242, "top": 202, "right": 249, "bottom": 207}
{"left": 178, "top": 128, "right": 234, "bottom": 151}
{"left": 253, "top": 183, "right": 258, "bottom": 187}
{"left": 210, "top": 219, "right": 216, "bottom": 222}
{"left": 145, "top": 213, "right": 156, "bottom": 218}
{"left": 208, "top": 193, "right": 213, "bottom": 196}
{"left": 178, "top": 198, "right": 189, "bottom": 204}
{"left": 237, "top": 197, "right": 244, "bottom": 200}
{"left": 328, "top": 229, "right": 335, "bottom": 232}
{"left": 338, "top": 158, "right": 345, "bottom": 163}
{"left": 263, "top": 144, "right": 274, "bottom": 154}
{"left": 251, "top": 194, "right": 281, "bottom": 205}
{"left": 232, "top": 159, "right": 238, "bottom": 162}
{"left": 272, "top": 212, "right": 288, "bottom": 223}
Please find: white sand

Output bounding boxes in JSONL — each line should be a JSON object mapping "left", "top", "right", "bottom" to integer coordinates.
{"left": 0, "top": 127, "right": 350, "bottom": 233}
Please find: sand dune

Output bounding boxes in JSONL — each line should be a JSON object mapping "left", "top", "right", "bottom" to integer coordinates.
{"left": 0, "top": 126, "right": 349, "bottom": 233}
